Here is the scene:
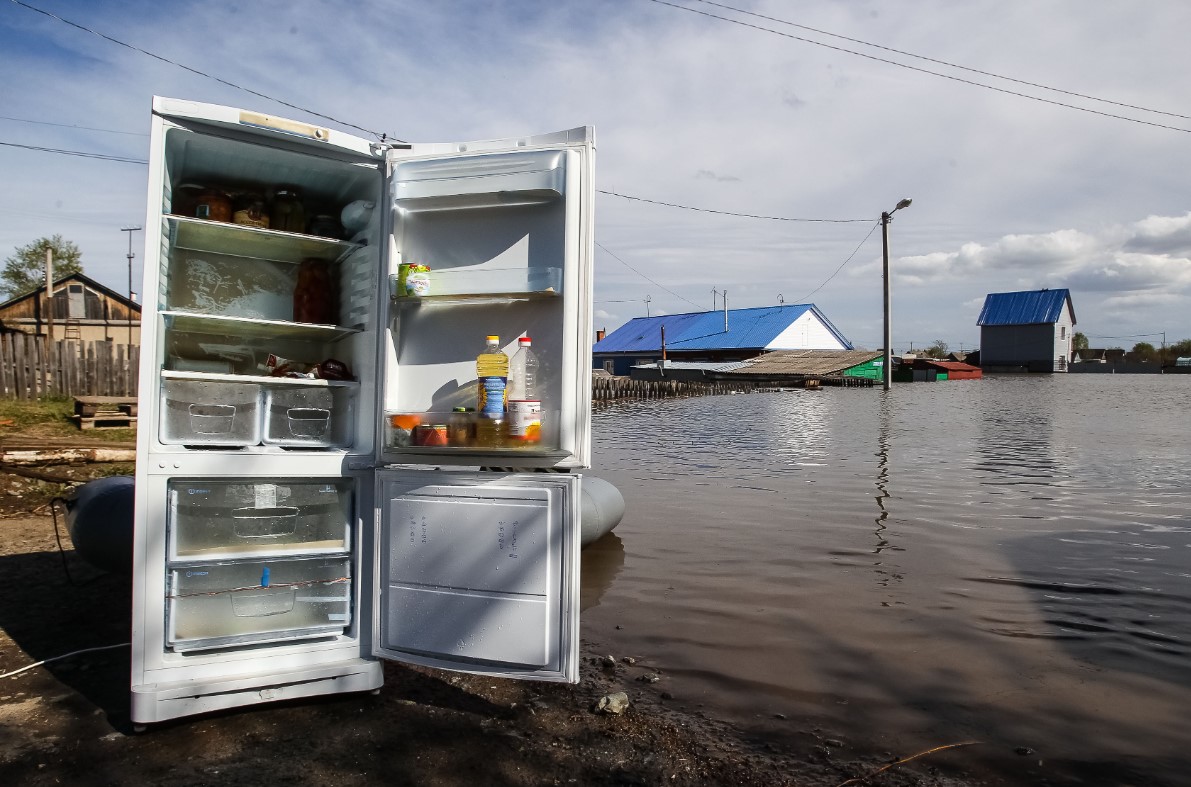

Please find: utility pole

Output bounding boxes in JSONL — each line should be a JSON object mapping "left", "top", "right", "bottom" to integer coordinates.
{"left": 881, "top": 198, "right": 913, "bottom": 391}
{"left": 122, "top": 226, "right": 142, "bottom": 349}
{"left": 44, "top": 248, "right": 54, "bottom": 343}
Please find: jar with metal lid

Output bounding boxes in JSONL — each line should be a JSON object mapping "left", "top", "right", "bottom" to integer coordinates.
{"left": 307, "top": 214, "right": 342, "bottom": 239}
{"left": 271, "top": 187, "right": 305, "bottom": 233}
{"left": 194, "top": 188, "right": 232, "bottom": 222}
{"left": 232, "top": 192, "right": 270, "bottom": 228}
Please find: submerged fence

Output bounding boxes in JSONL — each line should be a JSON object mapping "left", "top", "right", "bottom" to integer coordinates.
{"left": 591, "top": 376, "right": 760, "bottom": 405}
{"left": 0, "top": 334, "right": 139, "bottom": 399}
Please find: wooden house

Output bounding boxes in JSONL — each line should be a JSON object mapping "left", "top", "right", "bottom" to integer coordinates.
{"left": 0, "top": 272, "right": 141, "bottom": 348}
{"left": 976, "top": 288, "right": 1075, "bottom": 372}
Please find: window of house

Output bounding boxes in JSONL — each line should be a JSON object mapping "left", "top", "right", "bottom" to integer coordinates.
{"left": 1060, "top": 326, "right": 1066, "bottom": 339}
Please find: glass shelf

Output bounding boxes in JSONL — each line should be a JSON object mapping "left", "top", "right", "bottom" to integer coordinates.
{"left": 160, "top": 370, "right": 359, "bottom": 388}
{"left": 389, "top": 266, "right": 561, "bottom": 305}
{"left": 161, "top": 311, "right": 361, "bottom": 343}
{"left": 168, "top": 215, "right": 358, "bottom": 265}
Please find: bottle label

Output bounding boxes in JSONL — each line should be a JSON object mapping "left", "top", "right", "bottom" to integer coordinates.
{"left": 508, "top": 400, "right": 541, "bottom": 442}
{"left": 478, "top": 376, "right": 507, "bottom": 418}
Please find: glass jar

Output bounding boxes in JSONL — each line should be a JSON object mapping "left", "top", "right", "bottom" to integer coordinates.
{"left": 271, "top": 187, "right": 305, "bottom": 233}
{"left": 232, "top": 192, "right": 269, "bottom": 228}
{"left": 194, "top": 188, "right": 232, "bottom": 222}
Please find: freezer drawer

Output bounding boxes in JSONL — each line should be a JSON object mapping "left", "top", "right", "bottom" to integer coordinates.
{"left": 167, "top": 557, "right": 351, "bottom": 652}
{"left": 168, "top": 480, "right": 352, "bottom": 560}
{"left": 161, "top": 379, "right": 261, "bottom": 446}
{"left": 263, "top": 386, "right": 355, "bottom": 448}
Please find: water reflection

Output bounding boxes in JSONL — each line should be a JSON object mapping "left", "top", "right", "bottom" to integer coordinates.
{"left": 580, "top": 532, "right": 624, "bottom": 612}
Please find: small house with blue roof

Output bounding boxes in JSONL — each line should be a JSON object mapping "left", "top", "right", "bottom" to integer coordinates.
{"left": 976, "top": 288, "right": 1076, "bottom": 372}
{"left": 592, "top": 304, "right": 852, "bottom": 376}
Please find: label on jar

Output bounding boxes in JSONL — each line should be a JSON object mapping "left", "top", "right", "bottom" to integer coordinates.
{"left": 507, "top": 400, "right": 541, "bottom": 442}
{"left": 398, "top": 263, "right": 431, "bottom": 297}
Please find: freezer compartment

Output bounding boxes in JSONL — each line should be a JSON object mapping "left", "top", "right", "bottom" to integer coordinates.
{"left": 167, "top": 556, "right": 351, "bottom": 652}
{"left": 160, "top": 379, "right": 261, "bottom": 446}
{"left": 168, "top": 479, "right": 352, "bottom": 559}
{"left": 263, "top": 385, "right": 355, "bottom": 447}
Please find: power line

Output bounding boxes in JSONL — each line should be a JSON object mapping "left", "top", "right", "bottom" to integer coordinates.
{"left": 8, "top": 0, "right": 399, "bottom": 142}
{"left": 646, "top": 0, "right": 1191, "bottom": 135}
{"left": 0, "top": 140, "right": 148, "bottom": 164}
{"left": 789, "top": 220, "right": 880, "bottom": 303}
{"left": 0, "top": 115, "right": 149, "bottom": 136}
{"left": 599, "top": 189, "right": 869, "bottom": 222}
{"left": 596, "top": 242, "right": 705, "bottom": 311}
{"left": 689, "top": 0, "right": 1191, "bottom": 122}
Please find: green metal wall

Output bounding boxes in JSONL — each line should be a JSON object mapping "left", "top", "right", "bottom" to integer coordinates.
{"left": 842, "top": 358, "right": 883, "bottom": 380}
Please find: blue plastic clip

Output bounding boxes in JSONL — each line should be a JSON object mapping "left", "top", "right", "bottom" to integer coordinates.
{"left": 261, "top": 566, "right": 271, "bottom": 588}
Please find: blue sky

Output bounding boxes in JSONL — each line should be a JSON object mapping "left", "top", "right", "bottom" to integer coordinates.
{"left": 3, "top": 0, "right": 1191, "bottom": 351}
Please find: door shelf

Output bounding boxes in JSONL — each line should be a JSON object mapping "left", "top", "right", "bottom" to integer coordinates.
{"left": 161, "top": 311, "right": 361, "bottom": 343}
{"left": 389, "top": 266, "right": 561, "bottom": 304}
{"left": 168, "top": 215, "right": 358, "bottom": 265}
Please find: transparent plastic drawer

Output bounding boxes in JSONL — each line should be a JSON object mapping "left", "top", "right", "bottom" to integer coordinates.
{"left": 262, "top": 386, "right": 355, "bottom": 448}
{"left": 167, "top": 557, "right": 351, "bottom": 652}
{"left": 160, "top": 379, "right": 261, "bottom": 446}
{"left": 167, "top": 480, "right": 352, "bottom": 560}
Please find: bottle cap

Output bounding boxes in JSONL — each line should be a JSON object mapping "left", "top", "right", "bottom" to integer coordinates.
{"left": 486, "top": 335, "right": 499, "bottom": 342}
{"left": 518, "top": 336, "right": 532, "bottom": 345}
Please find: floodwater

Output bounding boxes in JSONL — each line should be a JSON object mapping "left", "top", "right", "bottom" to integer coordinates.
{"left": 580, "top": 374, "right": 1191, "bottom": 785}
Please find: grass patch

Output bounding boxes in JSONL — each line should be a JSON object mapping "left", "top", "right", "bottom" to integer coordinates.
{"left": 0, "top": 397, "right": 136, "bottom": 442}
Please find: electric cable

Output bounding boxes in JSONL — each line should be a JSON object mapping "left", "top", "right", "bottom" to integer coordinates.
{"left": 0, "top": 115, "right": 149, "bottom": 136}
{"left": 7, "top": 0, "right": 401, "bottom": 142}
{"left": 0, "top": 141, "right": 147, "bottom": 164}
{"left": 596, "top": 242, "right": 705, "bottom": 311}
{"left": 646, "top": 0, "right": 1191, "bottom": 135}
{"left": 599, "top": 189, "right": 870, "bottom": 222}
{"left": 688, "top": 0, "right": 1191, "bottom": 122}
{"left": 0, "top": 642, "right": 130, "bottom": 680}
{"left": 790, "top": 220, "right": 880, "bottom": 304}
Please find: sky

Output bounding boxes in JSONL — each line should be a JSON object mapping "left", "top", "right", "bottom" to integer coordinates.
{"left": 2, "top": 0, "right": 1190, "bottom": 352}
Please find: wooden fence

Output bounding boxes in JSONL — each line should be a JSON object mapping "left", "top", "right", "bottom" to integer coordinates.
{"left": 0, "top": 334, "right": 139, "bottom": 399}
{"left": 592, "top": 376, "right": 760, "bottom": 405}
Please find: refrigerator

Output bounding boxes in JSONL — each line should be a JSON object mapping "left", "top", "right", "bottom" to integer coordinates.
{"left": 130, "top": 96, "right": 595, "bottom": 726}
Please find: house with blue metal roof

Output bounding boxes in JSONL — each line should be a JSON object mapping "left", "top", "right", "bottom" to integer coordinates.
{"left": 592, "top": 304, "right": 852, "bottom": 376}
{"left": 977, "top": 288, "right": 1076, "bottom": 372}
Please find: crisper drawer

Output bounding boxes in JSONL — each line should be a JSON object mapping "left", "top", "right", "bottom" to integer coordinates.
{"left": 168, "top": 480, "right": 352, "bottom": 560}
{"left": 167, "top": 557, "right": 351, "bottom": 652}
{"left": 263, "top": 386, "right": 355, "bottom": 448}
{"left": 160, "top": 379, "right": 261, "bottom": 446}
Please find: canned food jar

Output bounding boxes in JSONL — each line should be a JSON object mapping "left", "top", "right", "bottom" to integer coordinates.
{"left": 271, "top": 187, "right": 305, "bottom": 233}
{"left": 195, "top": 188, "right": 233, "bottom": 222}
{"left": 414, "top": 424, "right": 448, "bottom": 446}
{"left": 397, "top": 263, "right": 431, "bottom": 297}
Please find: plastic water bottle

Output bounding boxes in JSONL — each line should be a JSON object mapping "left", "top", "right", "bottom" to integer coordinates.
{"left": 507, "top": 336, "right": 541, "bottom": 444}
{"left": 475, "top": 335, "right": 508, "bottom": 446}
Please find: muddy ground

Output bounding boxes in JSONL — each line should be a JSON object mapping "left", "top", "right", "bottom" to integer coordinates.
{"left": 0, "top": 459, "right": 991, "bottom": 787}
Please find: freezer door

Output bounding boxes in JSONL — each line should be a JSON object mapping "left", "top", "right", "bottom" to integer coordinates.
{"left": 373, "top": 470, "right": 580, "bottom": 682}
{"left": 152, "top": 96, "right": 384, "bottom": 161}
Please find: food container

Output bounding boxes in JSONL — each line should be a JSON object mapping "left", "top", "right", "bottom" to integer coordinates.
{"left": 307, "top": 214, "right": 342, "bottom": 239}
{"left": 167, "top": 557, "right": 351, "bottom": 651}
{"left": 160, "top": 380, "right": 261, "bottom": 446}
{"left": 232, "top": 192, "right": 270, "bottom": 228}
{"left": 262, "top": 386, "right": 354, "bottom": 448}
{"left": 386, "top": 413, "right": 421, "bottom": 448}
{"left": 414, "top": 424, "right": 449, "bottom": 447}
{"left": 396, "top": 263, "right": 431, "bottom": 297}
{"left": 195, "top": 188, "right": 233, "bottom": 222}
{"left": 271, "top": 186, "right": 305, "bottom": 233}
{"left": 167, "top": 480, "right": 353, "bottom": 559}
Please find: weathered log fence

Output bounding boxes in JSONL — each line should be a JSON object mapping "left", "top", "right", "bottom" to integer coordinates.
{"left": 0, "top": 334, "right": 139, "bottom": 399}
{"left": 591, "top": 376, "right": 759, "bottom": 405}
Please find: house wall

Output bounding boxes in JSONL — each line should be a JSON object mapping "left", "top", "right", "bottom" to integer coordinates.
{"left": 767, "top": 312, "right": 848, "bottom": 351}
{"left": 980, "top": 322, "right": 1073, "bottom": 371}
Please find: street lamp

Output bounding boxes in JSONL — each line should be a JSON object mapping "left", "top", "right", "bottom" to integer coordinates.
{"left": 121, "top": 226, "right": 141, "bottom": 349}
{"left": 881, "top": 198, "right": 912, "bottom": 391}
